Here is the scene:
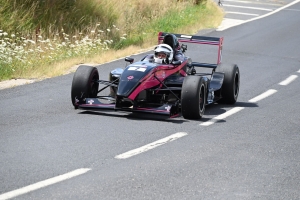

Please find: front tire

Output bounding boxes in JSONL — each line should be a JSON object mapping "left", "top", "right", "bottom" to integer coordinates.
{"left": 71, "top": 65, "right": 99, "bottom": 108}
{"left": 181, "top": 76, "right": 206, "bottom": 119}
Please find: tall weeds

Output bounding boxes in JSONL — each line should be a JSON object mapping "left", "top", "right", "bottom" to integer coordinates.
{"left": 0, "top": 0, "right": 222, "bottom": 81}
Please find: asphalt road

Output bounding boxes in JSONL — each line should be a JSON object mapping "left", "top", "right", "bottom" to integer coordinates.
{"left": 0, "top": 1, "right": 300, "bottom": 200}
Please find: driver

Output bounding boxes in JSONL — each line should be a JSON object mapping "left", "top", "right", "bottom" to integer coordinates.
{"left": 154, "top": 44, "right": 173, "bottom": 64}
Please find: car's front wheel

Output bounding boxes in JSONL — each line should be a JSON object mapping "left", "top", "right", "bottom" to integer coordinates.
{"left": 71, "top": 65, "right": 99, "bottom": 109}
{"left": 181, "top": 76, "right": 207, "bottom": 119}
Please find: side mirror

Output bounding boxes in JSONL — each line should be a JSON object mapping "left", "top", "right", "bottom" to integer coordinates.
{"left": 172, "top": 60, "right": 182, "bottom": 65}
{"left": 125, "top": 57, "right": 134, "bottom": 64}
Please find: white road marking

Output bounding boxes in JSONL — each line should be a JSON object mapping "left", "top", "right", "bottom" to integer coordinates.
{"left": 217, "top": 0, "right": 300, "bottom": 31}
{"left": 200, "top": 107, "right": 245, "bottom": 126}
{"left": 222, "top": 4, "right": 273, "bottom": 11}
{"left": 201, "top": 89, "right": 279, "bottom": 126}
{"left": 243, "top": 0, "right": 300, "bottom": 21}
{"left": 115, "top": 132, "right": 188, "bottom": 159}
{"left": 222, "top": 0, "right": 283, "bottom": 6}
{"left": 279, "top": 75, "right": 298, "bottom": 85}
{"left": 298, "top": 69, "right": 300, "bottom": 73}
{"left": 248, "top": 89, "right": 277, "bottom": 103}
{"left": 226, "top": 11, "right": 259, "bottom": 16}
{"left": 0, "top": 168, "right": 91, "bottom": 200}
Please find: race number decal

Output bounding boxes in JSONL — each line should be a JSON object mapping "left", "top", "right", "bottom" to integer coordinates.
{"left": 128, "top": 65, "right": 147, "bottom": 72}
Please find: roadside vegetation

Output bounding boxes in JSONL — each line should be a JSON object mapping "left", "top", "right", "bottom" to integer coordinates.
{"left": 0, "top": 0, "right": 223, "bottom": 81}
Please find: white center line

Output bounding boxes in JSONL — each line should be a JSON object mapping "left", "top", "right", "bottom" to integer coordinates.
{"left": 200, "top": 89, "right": 279, "bottom": 126}
{"left": 200, "top": 107, "right": 245, "bottom": 126}
{"left": 0, "top": 168, "right": 91, "bottom": 200}
{"left": 279, "top": 75, "right": 298, "bottom": 86}
{"left": 248, "top": 89, "right": 277, "bottom": 103}
{"left": 222, "top": 4, "right": 273, "bottom": 11}
{"left": 226, "top": 11, "right": 259, "bottom": 16}
{"left": 115, "top": 132, "right": 188, "bottom": 159}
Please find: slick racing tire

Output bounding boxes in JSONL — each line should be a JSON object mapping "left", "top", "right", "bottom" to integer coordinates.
{"left": 71, "top": 65, "right": 99, "bottom": 109}
{"left": 215, "top": 63, "right": 240, "bottom": 104}
{"left": 181, "top": 76, "right": 206, "bottom": 119}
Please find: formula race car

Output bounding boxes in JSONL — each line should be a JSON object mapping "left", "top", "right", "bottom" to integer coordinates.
{"left": 71, "top": 32, "right": 240, "bottom": 119}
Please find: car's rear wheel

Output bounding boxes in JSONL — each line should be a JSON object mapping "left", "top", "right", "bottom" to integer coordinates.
{"left": 215, "top": 63, "right": 240, "bottom": 104}
{"left": 181, "top": 76, "right": 206, "bottom": 119}
{"left": 71, "top": 65, "right": 99, "bottom": 109}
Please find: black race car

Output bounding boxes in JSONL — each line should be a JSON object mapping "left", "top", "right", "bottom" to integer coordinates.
{"left": 71, "top": 32, "right": 240, "bottom": 119}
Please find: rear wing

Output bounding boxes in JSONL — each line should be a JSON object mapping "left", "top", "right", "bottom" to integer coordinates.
{"left": 158, "top": 32, "right": 223, "bottom": 66}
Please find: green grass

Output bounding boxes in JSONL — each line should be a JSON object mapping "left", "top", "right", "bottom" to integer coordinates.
{"left": 152, "top": 4, "right": 208, "bottom": 33}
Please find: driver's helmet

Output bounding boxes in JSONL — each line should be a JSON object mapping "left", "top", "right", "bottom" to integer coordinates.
{"left": 154, "top": 44, "right": 173, "bottom": 64}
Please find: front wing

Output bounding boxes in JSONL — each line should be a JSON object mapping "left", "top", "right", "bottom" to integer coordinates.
{"left": 78, "top": 98, "right": 180, "bottom": 118}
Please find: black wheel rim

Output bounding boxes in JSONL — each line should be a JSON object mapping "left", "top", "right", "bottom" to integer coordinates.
{"left": 90, "top": 72, "right": 99, "bottom": 97}
{"left": 234, "top": 72, "right": 239, "bottom": 98}
{"left": 199, "top": 84, "right": 205, "bottom": 112}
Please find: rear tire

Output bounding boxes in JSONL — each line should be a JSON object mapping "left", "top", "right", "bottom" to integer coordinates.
{"left": 215, "top": 63, "right": 240, "bottom": 104}
{"left": 181, "top": 76, "right": 206, "bottom": 119}
{"left": 71, "top": 65, "right": 99, "bottom": 109}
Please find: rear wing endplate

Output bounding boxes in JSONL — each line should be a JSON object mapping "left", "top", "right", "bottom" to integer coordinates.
{"left": 158, "top": 32, "right": 223, "bottom": 65}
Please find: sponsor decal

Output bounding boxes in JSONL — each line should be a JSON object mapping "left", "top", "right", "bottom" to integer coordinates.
{"left": 128, "top": 66, "right": 147, "bottom": 72}
{"left": 127, "top": 75, "right": 134, "bottom": 80}
{"left": 165, "top": 105, "right": 171, "bottom": 112}
{"left": 156, "top": 70, "right": 166, "bottom": 78}
{"left": 88, "top": 99, "right": 94, "bottom": 104}
{"left": 181, "top": 35, "right": 192, "bottom": 39}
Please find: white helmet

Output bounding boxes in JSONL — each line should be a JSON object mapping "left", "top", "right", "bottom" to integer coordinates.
{"left": 154, "top": 44, "right": 173, "bottom": 64}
